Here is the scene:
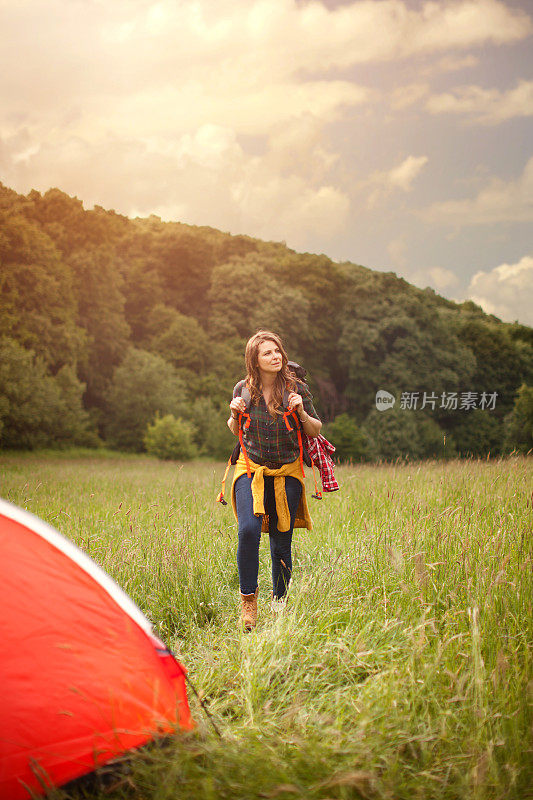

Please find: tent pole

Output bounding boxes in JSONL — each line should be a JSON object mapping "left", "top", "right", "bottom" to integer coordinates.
{"left": 184, "top": 673, "right": 222, "bottom": 739}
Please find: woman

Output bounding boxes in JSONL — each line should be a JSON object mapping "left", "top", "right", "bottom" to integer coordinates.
{"left": 228, "top": 330, "right": 322, "bottom": 630}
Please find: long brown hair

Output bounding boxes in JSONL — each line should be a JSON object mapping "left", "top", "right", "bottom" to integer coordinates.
{"left": 244, "top": 330, "right": 298, "bottom": 417}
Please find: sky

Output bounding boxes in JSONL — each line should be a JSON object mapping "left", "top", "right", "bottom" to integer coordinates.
{"left": 1, "top": 0, "right": 532, "bottom": 325}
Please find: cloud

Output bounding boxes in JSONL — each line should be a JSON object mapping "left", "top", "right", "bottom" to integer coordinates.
{"left": 464, "top": 255, "right": 533, "bottom": 325}
{"left": 427, "top": 266, "right": 460, "bottom": 290}
{"left": 231, "top": 177, "right": 351, "bottom": 246}
{"left": 1, "top": 121, "right": 350, "bottom": 251}
{"left": 145, "top": 121, "right": 352, "bottom": 247}
{"left": 427, "top": 79, "right": 533, "bottom": 124}
{"left": 409, "top": 266, "right": 460, "bottom": 291}
{"left": 94, "top": 0, "right": 532, "bottom": 74}
{"left": 388, "top": 156, "right": 429, "bottom": 191}
{"left": 387, "top": 235, "right": 409, "bottom": 269}
{"left": 364, "top": 155, "right": 429, "bottom": 207}
{"left": 430, "top": 54, "right": 480, "bottom": 74}
{"left": 0, "top": 0, "right": 531, "bottom": 251}
{"left": 89, "top": 80, "right": 370, "bottom": 141}
{"left": 1, "top": 1, "right": 530, "bottom": 136}
{"left": 390, "top": 83, "right": 430, "bottom": 111}
{"left": 387, "top": 234, "right": 460, "bottom": 296}
{"left": 397, "top": 267, "right": 460, "bottom": 298}
{"left": 420, "top": 156, "right": 533, "bottom": 226}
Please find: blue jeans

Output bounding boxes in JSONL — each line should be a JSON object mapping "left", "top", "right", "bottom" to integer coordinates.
{"left": 234, "top": 473, "right": 302, "bottom": 599}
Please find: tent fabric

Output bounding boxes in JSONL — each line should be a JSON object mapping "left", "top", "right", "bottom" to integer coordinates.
{"left": 0, "top": 499, "right": 194, "bottom": 800}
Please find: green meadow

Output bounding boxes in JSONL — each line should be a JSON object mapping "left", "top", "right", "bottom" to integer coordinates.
{"left": 1, "top": 451, "right": 532, "bottom": 800}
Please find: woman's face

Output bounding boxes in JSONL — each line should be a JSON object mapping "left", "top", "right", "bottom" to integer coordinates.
{"left": 256, "top": 339, "right": 283, "bottom": 375}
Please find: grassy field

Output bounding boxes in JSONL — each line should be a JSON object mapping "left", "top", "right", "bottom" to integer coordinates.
{"left": 1, "top": 451, "right": 532, "bottom": 800}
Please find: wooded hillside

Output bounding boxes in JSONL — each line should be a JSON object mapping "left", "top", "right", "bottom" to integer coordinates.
{"left": 1, "top": 183, "right": 531, "bottom": 459}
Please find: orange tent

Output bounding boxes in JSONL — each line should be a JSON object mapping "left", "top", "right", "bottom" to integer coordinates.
{"left": 0, "top": 499, "right": 194, "bottom": 799}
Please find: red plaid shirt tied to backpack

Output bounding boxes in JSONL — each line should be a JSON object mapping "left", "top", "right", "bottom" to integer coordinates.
{"left": 304, "top": 433, "right": 339, "bottom": 493}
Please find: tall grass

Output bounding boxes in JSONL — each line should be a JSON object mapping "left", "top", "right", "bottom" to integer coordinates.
{"left": 1, "top": 451, "right": 532, "bottom": 799}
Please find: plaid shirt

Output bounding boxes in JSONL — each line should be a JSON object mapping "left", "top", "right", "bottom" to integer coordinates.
{"left": 304, "top": 434, "right": 340, "bottom": 492}
{"left": 233, "top": 379, "right": 318, "bottom": 465}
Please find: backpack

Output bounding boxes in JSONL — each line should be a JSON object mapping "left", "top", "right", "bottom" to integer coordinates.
{"left": 216, "top": 362, "right": 320, "bottom": 505}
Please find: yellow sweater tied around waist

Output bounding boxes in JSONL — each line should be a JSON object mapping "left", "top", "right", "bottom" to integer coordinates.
{"left": 231, "top": 453, "right": 313, "bottom": 533}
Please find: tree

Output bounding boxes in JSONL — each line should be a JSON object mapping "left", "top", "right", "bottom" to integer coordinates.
{"left": 103, "top": 348, "right": 187, "bottom": 451}
{"left": 144, "top": 414, "right": 197, "bottom": 460}
{"left": 51, "top": 364, "right": 101, "bottom": 447}
{"left": 450, "top": 408, "right": 503, "bottom": 457}
{"left": 322, "top": 414, "right": 369, "bottom": 462}
{"left": 122, "top": 259, "right": 164, "bottom": 342}
{"left": 456, "top": 319, "right": 529, "bottom": 418}
{"left": 146, "top": 305, "right": 210, "bottom": 372}
{"left": 0, "top": 211, "right": 83, "bottom": 370}
{"left": 0, "top": 337, "right": 96, "bottom": 449}
{"left": 362, "top": 406, "right": 453, "bottom": 461}
{"left": 25, "top": 188, "right": 129, "bottom": 256}
{"left": 503, "top": 384, "right": 533, "bottom": 454}
{"left": 207, "top": 254, "right": 310, "bottom": 344}
{"left": 150, "top": 227, "right": 216, "bottom": 317}
{"left": 186, "top": 397, "right": 235, "bottom": 460}
{"left": 69, "top": 247, "right": 131, "bottom": 409}
{"left": 337, "top": 279, "right": 477, "bottom": 422}
{"left": 1, "top": 180, "right": 531, "bottom": 463}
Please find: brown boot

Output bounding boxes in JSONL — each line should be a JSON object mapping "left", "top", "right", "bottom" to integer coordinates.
{"left": 240, "top": 587, "right": 259, "bottom": 631}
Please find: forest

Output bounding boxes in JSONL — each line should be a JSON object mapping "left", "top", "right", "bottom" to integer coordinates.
{"left": 1, "top": 181, "right": 532, "bottom": 461}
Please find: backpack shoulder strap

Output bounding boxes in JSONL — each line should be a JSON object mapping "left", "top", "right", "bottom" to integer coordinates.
{"left": 235, "top": 379, "right": 251, "bottom": 409}
{"left": 286, "top": 379, "right": 310, "bottom": 410}
{"left": 238, "top": 380, "right": 303, "bottom": 411}
{"left": 241, "top": 385, "right": 251, "bottom": 407}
